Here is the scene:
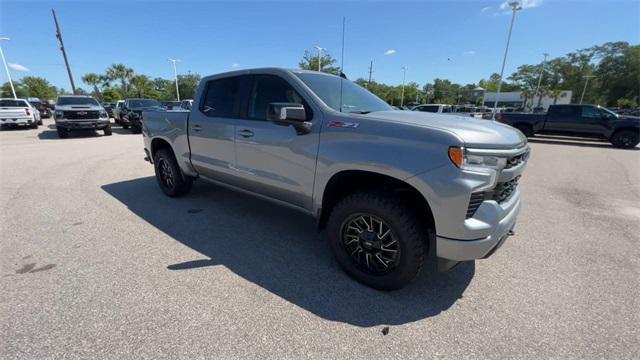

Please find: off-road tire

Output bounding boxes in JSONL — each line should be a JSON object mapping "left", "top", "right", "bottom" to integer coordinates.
{"left": 610, "top": 130, "right": 639, "bottom": 149}
{"left": 327, "top": 191, "right": 427, "bottom": 290}
{"left": 153, "top": 148, "right": 193, "bottom": 197}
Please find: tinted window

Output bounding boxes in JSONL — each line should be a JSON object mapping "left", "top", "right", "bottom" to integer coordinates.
{"left": 0, "top": 99, "right": 29, "bottom": 107}
{"left": 201, "top": 77, "right": 240, "bottom": 118}
{"left": 581, "top": 106, "right": 602, "bottom": 119}
{"left": 128, "top": 99, "right": 161, "bottom": 108}
{"left": 551, "top": 106, "right": 577, "bottom": 120}
{"left": 56, "top": 97, "right": 100, "bottom": 106}
{"left": 442, "top": 106, "right": 452, "bottom": 113}
{"left": 423, "top": 106, "right": 439, "bottom": 113}
{"left": 248, "top": 75, "right": 305, "bottom": 120}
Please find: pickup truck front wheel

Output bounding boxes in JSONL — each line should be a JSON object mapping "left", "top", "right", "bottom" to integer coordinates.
{"left": 327, "top": 192, "right": 426, "bottom": 290}
{"left": 153, "top": 148, "right": 193, "bottom": 197}
{"left": 610, "top": 130, "right": 639, "bottom": 149}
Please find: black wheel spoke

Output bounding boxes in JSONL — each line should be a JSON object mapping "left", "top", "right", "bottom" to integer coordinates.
{"left": 341, "top": 213, "right": 400, "bottom": 274}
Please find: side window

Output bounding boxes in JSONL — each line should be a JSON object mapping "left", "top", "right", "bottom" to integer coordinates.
{"left": 248, "top": 75, "right": 305, "bottom": 120}
{"left": 442, "top": 106, "right": 452, "bottom": 113}
{"left": 200, "top": 76, "right": 240, "bottom": 118}
{"left": 581, "top": 107, "right": 601, "bottom": 119}
{"left": 552, "top": 106, "right": 577, "bottom": 120}
{"left": 425, "top": 106, "right": 438, "bottom": 113}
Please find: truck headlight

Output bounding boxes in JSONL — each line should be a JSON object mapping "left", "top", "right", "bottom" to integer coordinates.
{"left": 448, "top": 147, "right": 506, "bottom": 170}
{"left": 100, "top": 110, "right": 108, "bottom": 118}
{"left": 55, "top": 110, "right": 64, "bottom": 119}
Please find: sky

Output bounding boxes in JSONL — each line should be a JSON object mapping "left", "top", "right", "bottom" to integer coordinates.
{"left": 0, "top": 0, "right": 638, "bottom": 91}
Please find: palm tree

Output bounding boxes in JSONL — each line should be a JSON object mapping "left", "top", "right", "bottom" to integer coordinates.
{"left": 105, "top": 64, "right": 133, "bottom": 95}
{"left": 81, "top": 73, "right": 103, "bottom": 100}
{"left": 130, "top": 75, "right": 152, "bottom": 98}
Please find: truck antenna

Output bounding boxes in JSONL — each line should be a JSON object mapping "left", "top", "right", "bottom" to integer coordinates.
{"left": 339, "top": 16, "right": 346, "bottom": 112}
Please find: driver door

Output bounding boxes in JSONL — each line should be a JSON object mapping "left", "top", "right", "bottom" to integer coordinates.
{"left": 233, "top": 74, "right": 320, "bottom": 210}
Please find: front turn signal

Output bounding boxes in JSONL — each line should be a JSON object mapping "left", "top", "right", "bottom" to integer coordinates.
{"left": 448, "top": 146, "right": 464, "bottom": 168}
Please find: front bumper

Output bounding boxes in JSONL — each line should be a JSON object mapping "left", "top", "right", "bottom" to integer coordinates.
{"left": 436, "top": 194, "right": 520, "bottom": 261}
{"left": 56, "top": 119, "right": 110, "bottom": 130}
{"left": 406, "top": 145, "right": 529, "bottom": 261}
{"left": 1, "top": 117, "right": 33, "bottom": 126}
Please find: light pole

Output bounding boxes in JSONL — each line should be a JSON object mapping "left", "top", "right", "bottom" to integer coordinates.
{"left": 400, "top": 66, "right": 407, "bottom": 107}
{"left": 580, "top": 75, "right": 595, "bottom": 104}
{"left": 314, "top": 45, "right": 325, "bottom": 72}
{"left": 0, "top": 37, "right": 17, "bottom": 99}
{"left": 493, "top": 1, "right": 522, "bottom": 119}
{"left": 533, "top": 52, "right": 549, "bottom": 109}
{"left": 168, "top": 58, "right": 180, "bottom": 101}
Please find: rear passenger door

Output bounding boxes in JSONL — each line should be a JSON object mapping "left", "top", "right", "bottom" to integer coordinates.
{"left": 543, "top": 106, "right": 579, "bottom": 135}
{"left": 188, "top": 76, "right": 244, "bottom": 183}
{"left": 232, "top": 74, "right": 320, "bottom": 210}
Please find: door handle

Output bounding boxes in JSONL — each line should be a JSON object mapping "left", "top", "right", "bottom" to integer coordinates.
{"left": 192, "top": 124, "right": 202, "bottom": 132}
{"left": 238, "top": 129, "right": 254, "bottom": 138}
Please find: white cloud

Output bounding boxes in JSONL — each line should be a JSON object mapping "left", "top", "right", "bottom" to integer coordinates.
{"left": 500, "top": 0, "right": 543, "bottom": 11}
{"left": 384, "top": 49, "right": 396, "bottom": 56}
{"left": 464, "top": 50, "right": 476, "bottom": 55}
{"left": 8, "top": 63, "right": 29, "bottom": 72}
{"left": 481, "top": 6, "right": 491, "bottom": 12}
{"left": 231, "top": 63, "right": 239, "bottom": 68}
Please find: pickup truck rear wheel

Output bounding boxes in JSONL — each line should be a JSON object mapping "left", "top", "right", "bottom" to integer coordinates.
{"left": 327, "top": 191, "right": 426, "bottom": 290}
{"left": 610, "top": 130, "right": 639, "bottom": 149}
{"left": 153, "top": 148, "right": 192, "bottom": 197}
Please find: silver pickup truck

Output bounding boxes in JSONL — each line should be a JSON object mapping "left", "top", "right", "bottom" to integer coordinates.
{"left": 142, "top": 68, "right": 529, "bottom": 290}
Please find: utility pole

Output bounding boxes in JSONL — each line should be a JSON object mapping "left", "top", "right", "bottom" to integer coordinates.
{"left": 52, "top": 9, "right": 76, "bottom": 94}
{"left": 314, "top": 45, "right": 324, "bottom": 72}
{"left": 493, "top": 1, "right": 522, "bottom": 119}
{"left": 533, "top": 52, "right": 549, "bottom": 108}
{"left": 580, "top": 75, "right": 595, "bottom": 104}
{"left": 367, "top": 60, "right": 373, "bottom": 88}
{"left": 168, "top": 58, "right": 181, "bottom": 101}
{"left": 400, "top": 66, "right": 407, "bottom": 107}
{"left": 0, "top": 37, "right": 16, "bottom": 99}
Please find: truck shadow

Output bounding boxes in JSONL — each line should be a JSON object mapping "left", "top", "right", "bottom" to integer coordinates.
{"left": 37, "top": 129, "right": 103, "bottom": 140}
{"left": 101, "top": 177, "right": 474, "bottom": 327}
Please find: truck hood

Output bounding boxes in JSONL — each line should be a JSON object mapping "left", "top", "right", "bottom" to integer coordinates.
{"left": 55, "top": 105, "right": 104, "bottom": 111}
{"left": 365, "top": 110, "right": 527, "bottom": 149}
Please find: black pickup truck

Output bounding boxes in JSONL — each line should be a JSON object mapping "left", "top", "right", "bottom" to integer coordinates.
{"left": 497, "top": 104, "right": 640, "bottom": 149}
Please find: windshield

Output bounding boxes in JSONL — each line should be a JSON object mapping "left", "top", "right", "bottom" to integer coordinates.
{"left": 129, "top": 99, "right": 161, "bottom": 108}
{"left": 0, "top": 99, "right": 29, "bottom": 107}
{"left": 600, "top": 107, "right": 618, "bottom": 117}
{"left": 57, "top": 97, "right": 100, "bottom": 106}
{"left": 295, "top": 73, "right": 392, "bottom": 114}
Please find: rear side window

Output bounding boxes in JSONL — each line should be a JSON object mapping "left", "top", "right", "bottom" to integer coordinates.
{"left": 0, "top": 99, "right": 28, "bottom": 107}
{"left": 248, "top": 75, "right": 305, "bottom": 120}
{"left": 201, "top": 76, "right": 240, "bottom": 118}
{"left": 551, "top": 106, "right": 577, "bottom": 120}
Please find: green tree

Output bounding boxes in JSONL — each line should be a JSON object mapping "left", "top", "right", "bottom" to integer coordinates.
{"left": 82, "top": 73, "right": 103, "bottom": 100}
{"left": 101, "top": 88, "right": 123, "bottom": 103}
{"left": 21, "top": 76, "right": 57, "bottom": 100}
{"left": 0, "top": 81, "right": 28, "bottom": 98}
{"left": 105, "top": 64, "right": 134, "bottom": 94}
{"left": 299, "top": 49, "right": 341, "bottom": 75}
{"left": 177, "top": 74, "right": 201, "bottom": 100}
{"left": 130, "top": 75, "right": 155, "bottom": 98}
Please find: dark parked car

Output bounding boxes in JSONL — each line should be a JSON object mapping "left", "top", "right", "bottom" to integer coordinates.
{"left": 497, "top": 104, "right": 640, "bottom": 148}
{"left": 27, "top": 98, "right": 52, "bottom": 119}
{"left": 120, "top": 98, "right": 163, "bottom": 133}
{"left": 102, "top": 103, "right": 114, "bottom": 118}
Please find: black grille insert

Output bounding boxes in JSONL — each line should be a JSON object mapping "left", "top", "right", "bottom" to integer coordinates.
{"left": 466, "top": 192, "right": 485, "bottom": 218}
{"left": 64, "top": 110, "right": 100, "bottom": 120}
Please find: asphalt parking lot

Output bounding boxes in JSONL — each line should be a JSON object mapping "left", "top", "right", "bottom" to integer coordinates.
{"left": 1, "top": 118, "right": 639, "bottom": 359}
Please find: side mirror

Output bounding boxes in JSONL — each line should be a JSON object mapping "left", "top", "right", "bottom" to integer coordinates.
{"left": 267, "top": 103, "right": 311, "bottom": 134}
